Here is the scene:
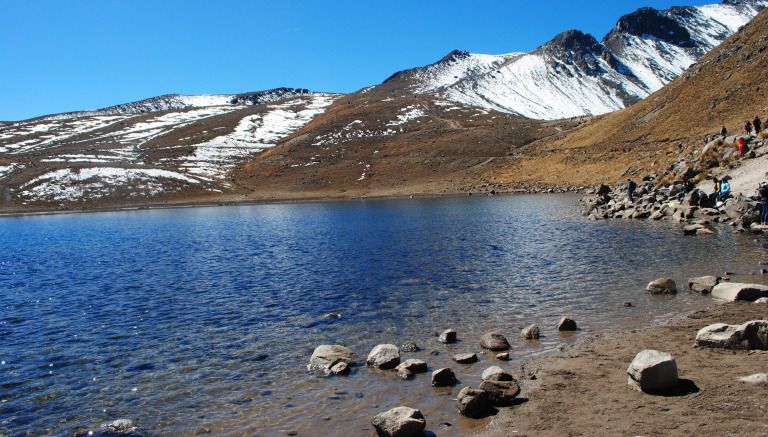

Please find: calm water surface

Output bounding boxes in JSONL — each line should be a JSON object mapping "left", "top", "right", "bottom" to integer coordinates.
{"left": 1, "top": 195, "right": 766, "bottom": 436}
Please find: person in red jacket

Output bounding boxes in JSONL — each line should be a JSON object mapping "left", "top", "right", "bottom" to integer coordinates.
{"left": 738, "top": 137, "right": 747, "bottom": 156}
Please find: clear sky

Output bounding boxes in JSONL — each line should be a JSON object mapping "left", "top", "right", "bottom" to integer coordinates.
{"left": 1, "top": 0, "right": 714, "bottom": 121}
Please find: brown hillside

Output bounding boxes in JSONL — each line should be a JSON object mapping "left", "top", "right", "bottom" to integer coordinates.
{"left": 503, "top": 8, "right": 768, "bottom": 187}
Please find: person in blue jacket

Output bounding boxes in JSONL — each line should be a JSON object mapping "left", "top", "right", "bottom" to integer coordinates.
{"left": 718, "top": 177, "right": 731, "bottom": 203}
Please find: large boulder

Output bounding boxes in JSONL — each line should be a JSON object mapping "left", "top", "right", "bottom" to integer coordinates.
{"left": 521, "top": 324, "right": 540, "bottom": 339}
{"left": 308, "top": 345, "right": 354, "bottom": 374}
{"left": 646, "top": 278, "right": 677, "bottom": 295}
{"left": 711, "top": 282, "right": 768, "bottom": 301}
{"left": 695, "top": 320, "right": 768, "bottom": 350}
{"left": 366, "top": 344, "right": 401, "bottom": 369}
{"left": 480, "top": 332, "right": 510, "bottom": 351}
{"left": 481, "top": 366, "right": 515, "bottom": 382}
{"left": 371, "top": 406, "right": 426, "bottom": 437}
{"left": 688, "top": 276, "right": 720, "bottom": 293}
{"left": 431, "top": 368, "right": 457, "bottom": 387}
{"left": 479, "top": 380, "right": 521, "bottom": 406}
{"left": 456, "top": 387, "right": 492, "bottom": 418}
{"left": 627, "top": 350, "right": 679, "bottom": 393}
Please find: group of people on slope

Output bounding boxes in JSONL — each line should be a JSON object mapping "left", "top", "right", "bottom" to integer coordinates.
{"left": 704, "top": 116, "right": 764, "bottom": 157}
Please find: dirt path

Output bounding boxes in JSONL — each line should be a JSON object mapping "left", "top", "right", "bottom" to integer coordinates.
{"left": 479, "top": 302, "right": 768, "bottom": 436}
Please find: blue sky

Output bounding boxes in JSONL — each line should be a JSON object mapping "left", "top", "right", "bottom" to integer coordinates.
{"left": 1, "top": 0, "right": 713, "bottom": 121}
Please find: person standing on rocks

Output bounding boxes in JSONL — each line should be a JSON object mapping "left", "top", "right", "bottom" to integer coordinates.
{"left": 744, "top": 120, "right": 753, "bottom": 135}
{"left": 758, "top": 182, "right": 768, "bottom": 225}
{"left": 627, "top": 179, "right": 637, "bottom": 202}
{"left": 754, "top": 116, "right": 762, "bottom": 135}
{"left": 738, "top": 137, "right": 747, "bottom": 157}
{"left": 721, "top": 126, "right": 728, "bottom": 137}
{"left": 708, "top": 177, "right": 720, "bottom": 206}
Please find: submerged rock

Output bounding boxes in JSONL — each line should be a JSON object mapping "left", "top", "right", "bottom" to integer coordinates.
{"left": 438, "top": 329, "right": 457, "bottom": 344}
{"left": 646, "top": 278, "right": 677, "bottom": 295}
{"left": 557, "top": 317, "right": 578, "bottom": 331}
{"left": 99, "top": 419, "right": 140, "bottom": 436}
{"left": 711, "top": 282, "right": 768, "bottom": 301}
{"left": 431, "top": 368, "right": 457, "bottom": 387}
{"left": 688, "top": 276, "right": 720, "bottom": 294}
{"left": 480, "top": 332, "right": 510, "bottom": 351}
{"left": 371, "top": 406, "right": 426, "bottom": 437}
{"left": 400, "top": 342, "right": 419, "bottom": 353}
{"left": 521, "top": 324, "right": 540, "bottom": 339}
{"left": 452, "top": 353, "right": 478, "bottom": 364}
{"left": 367, "top": 344, "right": 401, "bottom": 369}
{"left": 308, "top": 345, "right": 354, "bottom": 374}
{"left": 627, "top": 350, "right": 679, "bottom": 393}
{"left": 695, "top": 320, "right": 768, "bottom": 350}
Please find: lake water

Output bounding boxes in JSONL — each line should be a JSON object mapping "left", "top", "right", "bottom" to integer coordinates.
{"left": 1, "top": 195, "right": 766, "bottom": 436}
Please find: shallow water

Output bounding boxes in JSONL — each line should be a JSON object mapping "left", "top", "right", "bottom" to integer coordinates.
{"left": 0, "top": 195, "right": 766, "bottom": 436}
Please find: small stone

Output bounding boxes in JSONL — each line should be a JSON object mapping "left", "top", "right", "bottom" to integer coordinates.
{"left": 646, "top": 278, "right": 677, "bottom": 295}
{"left": 101, "top": 419, "right": 137, "bottom": 435}
{"left": 396, "top": 367, "right": 413, "bottom": 380}
{"left": 329, "top": 361, "right": 350, "bottom": 375}
{"left": 431, "top": 368, "right": 457, "bottom": 387}
{"left": 738, "top": 373, "right": 768, "bottom": 385}
{"left": 456, "top": 387, "right": 491, "bottom": 418}
{"left": 624, "top": 301, "right": 633, "bottom": 307}
{"left": 521, "top": 324, "right": 540, "bottom": 340}
{"left": 395, "top": 359, "right": 428, "bottom": 374}
{"left": 452, "top": 353, "right": 478, "bottom": 364}
{"left": 557, "top": 317, "right": 577, "bottom": 331}
{"left": 481, "top": 365, "right": 515, "bottom": 382}
{"left": 371, "top": 406, "right": 426, "bottom": 437}
{"left": 627, "top": 350, "right": 679, "bottom": 393}
{"left": 438, "top": 329, "right": 457, "bottom": 344}
{"left": 366, "top": 344, "right": 401, "bottom": 369}
{"left": 687, "top": 276, "right": 720, "bottom": 294}
{"left": 400, "top": 342, "right": 419, "bottom": 353}
{"left": 308, "top": 345, "right": 354, "bottom": 374}
{"left": 480, "top": 332, "right": 511, "bottom": 351}
{"left": 495, "top": 352, "right": 510, "bottom": 361}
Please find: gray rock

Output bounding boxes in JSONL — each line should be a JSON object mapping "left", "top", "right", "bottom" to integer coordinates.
{"left": 308, "top": 345, "right": 354, "bottom": 374}
{"left": 366, "top": 344, "right": 401, "bottom": 369}
{"left": 755, "top": 297, "right": 768, "bottom": 304}
{"left": 688, "top": 276, "right": 720, "bottom": 293}
{"left": 627, "top": 350, "right": 679, "bottom": 393}
{"left": 396, "top": 367, "right": 413, "bottom": 380}
{"left": 101, "top": 419, "right": 137, "bottom": 435}
{"left": 481, "top": 365, "right": 515, "bottom": 382}
{"left": 694, "top": 320, "right": 768, "bottom": 350}
{"left": 711, "top": 282, "right": 768, "bottom": 301}
{"left": 452, "top": 353, "right": 478, "bottom": 364}
{"left": 479, "top": 380, "right": 521, "bottom": 406}
{"left": 456, "top": 387, "right": 491, "bottom": 418}
{"left": 431, "top": 367, "right": 457, "bottom": 387}
{"left": 738, "top": 373, "right": 768, "bottom": 385}
{"left": 646, "top": 278, "right": 677, "bottom": 295}
{"left": 480, "top": 332, "right": 510, "bottom": 351}
{"left": 438, "top": 329, "right": 457, "bottom": 344}
{"left": 329, "top": 361, "right": 350, "bottom": 376}
{"left": 400, "top": 342, "right": 419, "bottom": 353}
{"left": 557, "top": 317, "right": 578, "bottom": 331}
{"left": 495, "top": 352, "right": 510, "bottom": 361}
{"left": 521, "top": 324, "right": 540, "bottom": 339}
{"left": 395, "top": 359, "right": 428, "bottom": 376}
{"left": 371, "top": 406, "right": 426, "bottom": 437}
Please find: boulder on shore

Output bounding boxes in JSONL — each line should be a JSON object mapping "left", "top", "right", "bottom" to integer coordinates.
{"left": 688, "top": 276, "right": 720, "bottom": 294}
{"left": 479, "top": 380, "right": 521, "bottom": 406}
{"left": 371, "top": 406, "right": 426, "bottom": 437}
{"left": 646, "top": 278, "right": 677, "bottom": 295}
{"left": 695, "top": 320, "right": 768, "bottom": 350}
{"left": 711, "top": 282, "right": 768, "bottom": 302}
{"left": 557, "top": 317, "right": 578, "bottom": 331}
{"left": 438, "top": 329, "right": 457, "bottom": 344}
{"left": 480, "top": 332, "right": 510, "bottom": 351}
{"left": 366, "top": 344, "right": 401, "bottom": 369}
{"left": 308, "top": 345, "right": 354, "bottom": 374}
{"left": 481, "top": 366, "right": 515, "bottom": 382}
{"left": 627, "top": 350, "right": 679, "bottom": 393}
{"left": 521, "top": 324, "right": 540, "bottom": 339}
{"left": 456, "top": 387, "right": 492, "bottom": 418}
{"left": 431, "top": 368, "right": 457, "bottom": 387}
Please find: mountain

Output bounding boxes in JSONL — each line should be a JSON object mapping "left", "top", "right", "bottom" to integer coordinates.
{"left": 382, "top": 0, "right": 766, "bottom": 119}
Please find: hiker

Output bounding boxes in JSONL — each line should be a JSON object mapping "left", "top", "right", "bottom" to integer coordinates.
{"left": 627, "top": 179, "right": 637, "bottom": 202}
{"left": 754, "top": 116, "right": 762, "bottom": 135}
{"left": 708, "top": 177, "right": 721, "bottom": 205}
{"left": 738, "top": 137, "right": 747, "bottom": 156}
{"left": 758, "top": 182, "right": 768, "bottom": 225}
{"left": 718, "top": 177, "right": 731, "bottom": 203}
{"left": 721, "top": 126, "right": 728, "bottom": 137}
{"left": 744, "top": 120, "right": 753, "bottom": 135}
